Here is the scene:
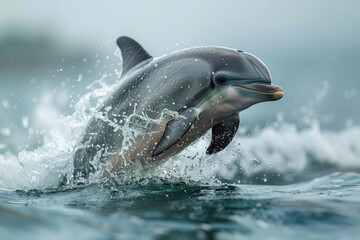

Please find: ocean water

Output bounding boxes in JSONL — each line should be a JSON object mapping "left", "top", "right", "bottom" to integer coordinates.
{"left": 0, "top": 172, "right": 359, "bottom": 240}
{"left": 1, "top": 67, "right": 360, "bottom": 240}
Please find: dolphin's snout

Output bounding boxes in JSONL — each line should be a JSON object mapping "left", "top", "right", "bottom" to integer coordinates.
{"left": 274, "top": 86, "right": 284, "bottom": 100}
{"left": 234, "top": 82, "right": 284, "bottom": 101}
{"left": 241, "top": 83, "right": 283, "bottom": 94}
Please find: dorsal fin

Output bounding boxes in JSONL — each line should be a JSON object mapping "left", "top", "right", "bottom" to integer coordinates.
{"left": 116, "top": 36, "right": 152, "bottom": 77}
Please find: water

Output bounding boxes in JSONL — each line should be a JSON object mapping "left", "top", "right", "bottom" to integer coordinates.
{"left": 1, "top": 61, "right": 360, "bottom": 240}
{"left": 1, "top": 172, "right": 360, "bottom": 240}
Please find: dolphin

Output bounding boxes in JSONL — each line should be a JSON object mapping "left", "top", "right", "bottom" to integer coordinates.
{"left": 73, "top": 36, "right": 283, "bottom": 178}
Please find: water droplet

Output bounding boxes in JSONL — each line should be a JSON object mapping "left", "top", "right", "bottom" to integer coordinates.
{"left": 2, "top": 100, "right": 9, "bottom": 108}
{"left": 22, "top": 116, "right": 29, "bottom": 128}
{"left": 0, "top": 128, "right": 11, "bottom": 136}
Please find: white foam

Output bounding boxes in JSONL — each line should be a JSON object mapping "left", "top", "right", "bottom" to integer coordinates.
{"left": 0, "top": 76, "right": 114, "bottom": 191}
{"left": 153, "top": 122, "right": 360, "bottom": 183}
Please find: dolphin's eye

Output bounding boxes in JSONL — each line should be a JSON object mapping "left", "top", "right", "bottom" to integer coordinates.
{"left": 216, "top": 76, "right": 228, "bottom": 85}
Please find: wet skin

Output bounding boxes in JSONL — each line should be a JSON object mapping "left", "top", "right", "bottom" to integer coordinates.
{"left": 73, "top": 37, "right": 283, "bottom": 178}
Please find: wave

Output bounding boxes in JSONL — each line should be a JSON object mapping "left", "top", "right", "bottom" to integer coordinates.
{"left": 150, "top": 122, "right": 360, "bottom": 185}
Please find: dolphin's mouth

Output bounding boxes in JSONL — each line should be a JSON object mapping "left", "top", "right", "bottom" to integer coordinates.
{"left": 237, "top": 83, "right": 284, "bottom": 99}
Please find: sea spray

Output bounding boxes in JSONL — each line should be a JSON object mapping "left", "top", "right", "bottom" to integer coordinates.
{"left": 1, "top": 74, "right": 360, "bottom": 190}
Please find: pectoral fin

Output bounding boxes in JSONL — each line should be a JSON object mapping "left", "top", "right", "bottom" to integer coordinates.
{"left": 152, "top": 107, "right": 200, "bottom": 157}
{"left": 206, "top": 114, "right": 240, "bottom": 155}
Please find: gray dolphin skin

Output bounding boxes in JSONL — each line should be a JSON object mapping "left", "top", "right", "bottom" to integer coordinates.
{"left": 73, "top": 36, "right": 284, "bottom": 178}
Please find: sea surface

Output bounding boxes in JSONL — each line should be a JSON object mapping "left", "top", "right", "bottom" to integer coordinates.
{"left": 0, "top": 172, "right": 360, "bottom": 240}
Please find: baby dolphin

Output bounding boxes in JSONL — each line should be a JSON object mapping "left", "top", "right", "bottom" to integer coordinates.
{"left": 73, "top": 36, "right": 283, "bottom": 178}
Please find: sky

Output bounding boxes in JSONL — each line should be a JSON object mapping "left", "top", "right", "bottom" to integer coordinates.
{"left": 1, "top": 0, "right": 360, "bottom": 54}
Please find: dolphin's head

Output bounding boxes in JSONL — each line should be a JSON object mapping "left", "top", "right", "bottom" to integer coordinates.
{"left": 209, "top": 49, "right": 283, "bottom": 113}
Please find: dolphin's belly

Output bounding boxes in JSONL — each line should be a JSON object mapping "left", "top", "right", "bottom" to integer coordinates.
{"left": 107, "top": 116, "right": 213, "bottom": 172}
{"left": 107, "top": 117, "right": 169, "bottom": 171}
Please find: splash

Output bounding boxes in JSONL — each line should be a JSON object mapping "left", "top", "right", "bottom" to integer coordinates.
{"left": 0, "top": 75, "right": 360, "bottom": 190}
{"left": 0, "top": 75, "right": 113, "bottom": 191}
